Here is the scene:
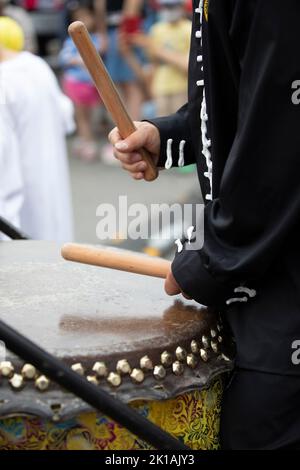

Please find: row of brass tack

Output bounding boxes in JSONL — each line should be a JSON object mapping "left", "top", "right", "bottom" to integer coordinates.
{"left": 0, "top": 324, "right": 229, "bottom": 392}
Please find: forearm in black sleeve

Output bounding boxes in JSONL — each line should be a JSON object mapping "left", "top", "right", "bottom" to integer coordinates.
{"left": 146, "top": 103, "right": 197, "bottom": 168}
{"left": 172, "top": 0, "right": 300, "bottom": 307}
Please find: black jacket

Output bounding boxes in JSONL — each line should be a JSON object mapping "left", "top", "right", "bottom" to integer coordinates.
{"left": 151, "top": 0, "right": 300, "bottom": 375}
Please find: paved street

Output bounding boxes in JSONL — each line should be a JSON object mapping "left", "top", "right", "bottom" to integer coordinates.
{"left": 69, "top": 147, "right": 199, "bottom": 255}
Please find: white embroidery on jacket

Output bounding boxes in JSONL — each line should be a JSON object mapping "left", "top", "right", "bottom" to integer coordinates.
{"left": 178, "top": 140, "right": 186, "bottom": 167}
{"left": 226, "top": 286, "right": 257, "bottom": 306}
{"left": 196, "top": 0, "right": 213, "bottom": 201}
{"left": 226, "top": 296, "right": 248, "bottom": 306}
{"left": 234, "top": 286, "right": 257, "bottom": 298}
{"left": 165, "top": 138, "right": 173, "bottom": 169}
{"left": 175, "top": 239, "right": 184, "bottom": 253}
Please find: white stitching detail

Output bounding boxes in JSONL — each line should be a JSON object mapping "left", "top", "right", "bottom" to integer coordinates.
{"left": 226, "top": 296, "right": 248, "bottom": 306}
{"left": 226, "top": 286, "right": 257, "bottom": 306}
{"left": 196, "top": 0, "right": 213, "bottom": 201}
{"left": 234, "top": 286, "right": 257, "bottom": 298}
{"left": 175, "top": 239, "right": 183, "bottom": 253}
{"left": 187, "top": 225, "right": 195, "bottom": 243}
{"left": 201, "top": 90, "right": 212, "bottom": 196}
{"left": 165, "top": 139, "right": 173, "bottom": 169}
{"left": 178, "top": 140, "right": 186, "bottom": 167}
{"left": 199, "top": 0, "right": 203, "bottom": 22}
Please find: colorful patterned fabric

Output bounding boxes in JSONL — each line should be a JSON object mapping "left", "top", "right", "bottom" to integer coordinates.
{"left": 0, "top": 379, "right": 223, "bottom": 450}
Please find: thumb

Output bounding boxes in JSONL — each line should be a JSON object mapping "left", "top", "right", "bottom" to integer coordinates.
{"left": 165, "top": 271, "right": 182, "bottom": 296}
{"left": 114, "top": 128, "right": 147, "bottom": 152}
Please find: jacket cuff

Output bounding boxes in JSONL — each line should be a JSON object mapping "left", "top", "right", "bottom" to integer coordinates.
{"left": 172, "top": 248, "right": 233, "bottom": 307}
{"left": 145, "top": 115, "right": 195, "bottom": 169}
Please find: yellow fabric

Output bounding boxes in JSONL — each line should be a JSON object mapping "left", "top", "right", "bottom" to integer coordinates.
{"left": 150, "top": 19, "right": 191, "bottom": 97}
{"left": 0, "top": 378, "right": 223, "bottom": 450}
{"left": 0, "top": 16, "right": 24, "bottom": 52}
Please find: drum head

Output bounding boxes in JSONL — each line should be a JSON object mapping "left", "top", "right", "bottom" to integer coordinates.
{"left": 0, "top": 241, "right": 233, "bottom": 418}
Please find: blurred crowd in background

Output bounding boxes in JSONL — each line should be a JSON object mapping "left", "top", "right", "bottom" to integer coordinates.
{"left": 0, "top": 0, "right": 193, "bottom": 242}
{"left": 1, "top": 0, "right": 192, "bottom": 160}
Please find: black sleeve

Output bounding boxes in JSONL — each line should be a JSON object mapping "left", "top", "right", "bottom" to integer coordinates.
{"left": 172, "top": 0, "right": 300, "bottom": 306}
{"left": 147, "top": 103, "right": 197, "bottom": 168}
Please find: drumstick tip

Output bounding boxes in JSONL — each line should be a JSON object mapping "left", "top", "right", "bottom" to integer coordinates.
{"left": 68, "top": 21, "right": 86, "bottom": 36}
{"left": 61, "top": 242, "right": 74, "bottom": 260}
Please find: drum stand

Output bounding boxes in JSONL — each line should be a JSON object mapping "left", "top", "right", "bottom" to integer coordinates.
{"left": 0, "top": 216, "right": 29, "bottom": 240}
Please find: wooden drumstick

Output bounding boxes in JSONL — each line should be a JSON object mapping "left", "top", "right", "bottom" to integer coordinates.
{"left": 68, "top": 21, "right": 158, "bottom": 182}
{"left": 61, "top": 243, "right": 170, "bottom": 279}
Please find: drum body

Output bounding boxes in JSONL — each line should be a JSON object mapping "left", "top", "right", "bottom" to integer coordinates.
{"left": 0, "top": 241, "right": 233, "bottom": 450}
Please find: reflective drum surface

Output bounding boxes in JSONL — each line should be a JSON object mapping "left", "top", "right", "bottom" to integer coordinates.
{"left": 0, "top": 241, "right": 233, "bottom": 450}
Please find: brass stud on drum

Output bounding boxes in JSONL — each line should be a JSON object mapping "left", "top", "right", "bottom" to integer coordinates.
{"left": 161, "top": 351, "right": 172, "bottom": 367}
{"left": 191, "top": 340, "right": 199, "bottom": 354}
{"left": 116, "top": 359, "right": 131, "bottom": 375}
{"left": 130, "top": 368, "right": 145, "bottom": 384}
{"left": 0, "top": 361, "right": 14, "bottom": 378}
{"left": 218, "top": 335, "right": 223, "bottom": 343}
{"left": 153, "top": 365, "right": 166, "bottom": 380}
{"left": 187, "top": 353, "right": 198, "bottom": 369}
{"left": 92, "top": 361, "right": 108, "bottom": 377}
{"left": 172, "top": 361, "right": 184, "bottom": 376}
{"left": 140, "top": 355, "right": 153, "bottom": 371}
{"left": 86, "top": 375, "right": 99, "bottom": 386}
{"left": 175, "top": 346, "right": 187, "bottom": 362}
{"left": 107, "top": 372, "right": 122, "bottom": 387}
{"left": 211, "top": 341, "right": 218, "bottom": 353}
{"left": 21, "top": 363, "right": 37, "bottom": 380}
{"left": 71, "top": 363, "right": 85, "bottom": 376}
{"left": 9, "top": 373, "right": 24, "bottom": 390}
{"left": 210, "top": 329, "right": 217, "bottom": 338}
{"left": 202, "top": 335, "right": 209, "bottom": 349}
{"left": 200, "top": 349, "right": 208, "bottom": 362}
{"left": 35, "top": 375, "right": 50, "bottom": 391}
{"left": 217, "top": 323, "right": 222, "bottom": 332}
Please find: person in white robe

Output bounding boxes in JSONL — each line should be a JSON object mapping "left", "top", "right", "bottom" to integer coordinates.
{"left": 0, "top": 19, "right": 75, "bottom": 242}
{"left": 0, "top": 107, "right": 23, "bottom": 237}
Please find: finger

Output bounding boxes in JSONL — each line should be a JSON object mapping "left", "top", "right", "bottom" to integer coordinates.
{"left": 133, "top": 172, "right": 145, "bottom": 180}
{"left": 108, "top": 127, "right": 122, "bottom": 145}
{"left": 114, "top": 151, "right": 143, "bottom": 164}
{"left": 114, "top": 127, "right": 147, "bottom": 153}
{"left": 164, "top": 272, "right": 181, "bottom": 296}
{"left": 121, "top": 161, "right": 147, "bottom": 173}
